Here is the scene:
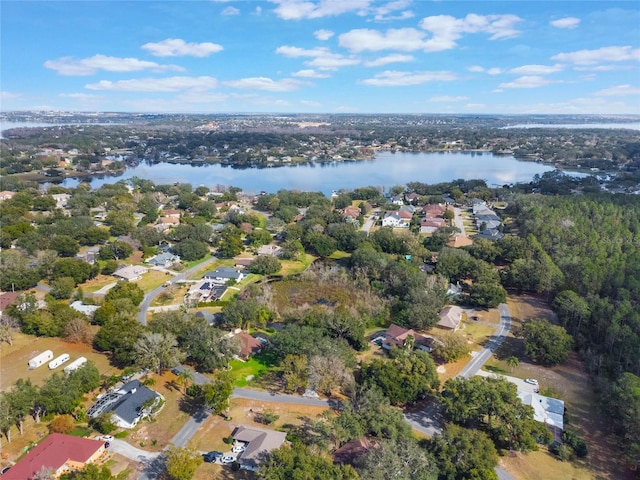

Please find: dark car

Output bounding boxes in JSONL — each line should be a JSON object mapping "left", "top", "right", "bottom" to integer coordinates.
{"left": 0, "top": 466, "right": 11, "bottom": 475}
{"left": 203, "top": 451, "right": 223, "bottom": 463}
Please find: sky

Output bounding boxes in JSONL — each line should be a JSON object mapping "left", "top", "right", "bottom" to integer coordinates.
{"left": 1, "top": 1, "right": 639, "bottom": 115}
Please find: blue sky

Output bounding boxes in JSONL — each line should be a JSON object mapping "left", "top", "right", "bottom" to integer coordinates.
{"left": 1, "top": 1, "right": 639, "bottom": 114}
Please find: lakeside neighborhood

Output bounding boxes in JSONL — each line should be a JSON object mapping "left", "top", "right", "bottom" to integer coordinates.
{"left": 0, "top": 171, "right": 635, "bottom": 480}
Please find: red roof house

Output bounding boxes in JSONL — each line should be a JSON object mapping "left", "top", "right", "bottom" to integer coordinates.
{"left": 237, "top": 332, "right": 264, "bottom": 359}
{"left": 5, "top": 433, "right": 105, "bottom": 479}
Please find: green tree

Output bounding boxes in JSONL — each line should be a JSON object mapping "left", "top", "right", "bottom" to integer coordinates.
{"left": 173, "top": 239, "right": 208, "bottom": 261}
{"left": 357, "top": 437, "right": 437, "bottom": 480}
{"left": 281, "top": 354, "right": 309, "bottom": 394}
{"left": 194, "top": 370, "right": 234, "bottom": 415}
{"left": 360, "top": 349, "right": 439, "bottom": 405}
{"left": 258, "top": 442, "right": 359, "bottom": 480}
{"left": 249, "top": 255, "right": 282, "bottom": 275}
{"left": 433, "top": 331, "right": 470, "bottom": 363}
{"left": 133, "top": 332, "right": 185, "bottom": 374}
{"left": 164, "top": 446, "right": 203, "bottom": 480}
{"left": 515, "top": 319, "right": 573, "bottom": 366}
{"left": 94, "top": 316, "right": 145, "bottom": 366}
{"left": 104, "top": 281, "right": 144, "bottom": 306}
{"left": 52, "top": 258, "right": 93, "bottom": 285}
{"left": 50, "top": 235, "right": 80, "bottom": 257}
{"left": 431, "top": 424, "right": 498, "bottom": 480}
{"left": 50, "top": 276, "right": 76, "bottom": 300}
{"left": 507, "top": 356, "right": 519, "bottom": 373}
{"left": 608, "top": 372, "right": 640, "bottom": 469}
{"left": 99, "top": 241, "right": 133, "bottom": 261}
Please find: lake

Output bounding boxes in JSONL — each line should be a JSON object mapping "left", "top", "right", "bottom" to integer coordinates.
{"left": 55, "top": 151, "right": 563, "bottom": 195}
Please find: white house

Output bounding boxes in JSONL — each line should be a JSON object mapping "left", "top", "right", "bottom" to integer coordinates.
{"left": 382, "top": 212, "right": 408, "bottom": 228}
{"left": 113, "top": 265, "right": 148, "bottom": 281}
{"left": 203, "top": 267, "right": 245, "bottom": 284}
{"left": 87, "top": 380, "right": 162, "bottom": 429}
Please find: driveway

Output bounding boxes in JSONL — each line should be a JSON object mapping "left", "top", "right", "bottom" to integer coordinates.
{"left": 453, "top": 207, "right": 466, "bottom": 236}
{"left": 136, "top": 255, "right": 218, "bottom": 325}
{"left": 108, "top": 438, "right": 160, "bottom": 463}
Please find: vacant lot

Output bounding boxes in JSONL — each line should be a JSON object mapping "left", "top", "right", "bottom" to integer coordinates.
{"left": 492, "top": 295, "right": 633, "bottom": 480}
{"left": 0, "top": 331, "right": 120, "bottom": 390}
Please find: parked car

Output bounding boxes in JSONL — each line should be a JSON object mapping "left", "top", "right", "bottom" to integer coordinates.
{"left": 220, "top": 456, "right": 235, "bottom": 465}
{"left": 203, "top": 451, "right": 223, "bottom": 463}
{"left": 524, "top": 378, "right": 539, "bottom": 386}
{"left": 1, "top": 466, "right": 11, "bottom": 475}
{"left": 231, "top": 443, "right": 247, "bottom": 454}
{"left": 99, "top": 435, "right": 114, "bottom": 442}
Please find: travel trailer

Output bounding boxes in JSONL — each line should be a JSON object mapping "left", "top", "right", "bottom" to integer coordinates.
{"left": 64, "top": 356, "right": 87, "bottom": 374}
{"left": 48, "top": 353, "right": 70, "bottom": 370}
{"left": 28, "top": 350, "right": 54, "bottom": 369}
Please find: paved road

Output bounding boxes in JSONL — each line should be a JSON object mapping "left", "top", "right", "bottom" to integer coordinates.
{"left": 360, "top": 209, "right": 380, "bottom": 235}
{"left": 136, "top": 255, "right": 218, "bottom": 325}
{"left": 458, "top": 303, "right": 511, "bottom": 379}
{"left": 453, "top": 207, "right": 466, "bottom": 236}
{"left": 232, "top": 388, "right": 332, "bottom": 407}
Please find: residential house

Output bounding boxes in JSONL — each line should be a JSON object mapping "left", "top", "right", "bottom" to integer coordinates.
{"left": 161, "top": 209, "right": 181, "bottom": 219}
{"left": 112, "top": 265, "right": 148, "bottom": 281}
{"left": 70, "top": 301, "right": 99, "bottom": 317}
{"left": 382, "top": 212, "right": 408, "bottom": 228}
{"left": 186, "top": 280, "right": 227, "bottom": 304}
{"left": 420, "top": 217, "right": 446, "bottom": 234}
{"left": 0, "top": 291, "right": 20, "bottom": 317}
{"left": 146, "top": 252, "right": 180, "bottom": 268}
{"left": 381, "top": 324, "right": 436, "bottom": 353}
{"left": 333, "top": 438, "right": 379, "bottom": 466}
{"left": 474, "top": 229, "right": 504, "bottom": 241}
{"left": 76, "top": 246, "right": 100, "bottom": 265}
{"left": 423, "top": 204, "right": 447, "bottom": 217}
{"left": 404, "top": 192, "right": 421, "bottom": 204}
{"left": 396, "top": 208, "right": 413, "bottom": 220}
{"left": 204, "top": 267, "right": 245, "bottom": 284}
{"left": 87, "top": 380, "right": 161, "bottom": 429}
{"left": 6, "top": 433, "right": 106, "bottom": 479}
{"left": 51, "top": 193, "right": 71, "bottom": 209}
{"left": 341, "top": 206, "right": 361, "bottom": 222}
{"left": 158, "top": 216, "right": 180, "bottom": 227}
{"left": 232, "top": 425, "right": 287, "bottom": 471}
{"left": 390, "top": 196, "right": 404, "bottom": 206}
{"left": 257, "top": 244, "right": 282, "bottom": 257}
{"left": 0, "top": 191, "right": 16, "bottom": 202}
{"left": 437, "top": 305, "right": 463, "bottom": 331}
{"left": 234, "top": 257, "right": 256, "bottom": 269}
{"left": 517, "top": 391, "right": 565, "bottom": 443}
{"left": 236, "top": 332, "right": 264, "bottom": 359}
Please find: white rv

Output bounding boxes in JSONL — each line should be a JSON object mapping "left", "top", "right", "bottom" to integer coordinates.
{"left": 64, "top": 356, "right": 87, "bottom": 375}
{"left": 48, "top": 353, "right": 70, "bottom": 370}
{"left": 28, "top": 350, "right": 54, "bottom": 369}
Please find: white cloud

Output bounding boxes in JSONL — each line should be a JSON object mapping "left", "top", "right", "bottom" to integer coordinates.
{"left": 429, "top": 95, "right": 469, "bottom": 102}
{"left": 276, "top": 45, "right": 360, "bottom": 70}
{"left": 314, "top": 29, "right": 334, "bottom": 41}
{"left": 419, "top": 13, "right": 522, "bottom": 51}
{"left": 271, "top": 0, "right": 370, "bottom": 20}
{"left": 340, "top": 14, "right": 522, "bottom": 54}
{"left": 339, "top": 28, "right": 429, "bottom": 52}
{"left": 364, "top": 54, "right": 413, "bottom": 67}
{"left": 44, "top": 55, "right": 183, "bottom": 75}
{"left": 360, "top": 70, "right": 456, "bottom": 86}
{"left": 372, "top": 0, "right": 414, "bottom": 21}
{"left": 487, "top": 68, "right": 503, "bottom": 75}
{"left": 223, "top": 77, "right": 306, "bottom": 92}
{"left": 550, "top": 17, "right": 580, "bottom": 29}
{"left": 300, "top": 99, "right": 322, "bottom": 107}
{"left": 255, "top": 6, "right": 262, "bottom": 15}
{"left": 59, "top": 93, "right": 100, "bottom": 100}
{"left": 508, "top": 64, "right": 564, "bottom": 75}
{"left": 292, "top": 69, "right": 330, "bottom": 78}
{"left": 592, "top": 84, "right": 640, "bottom": 97}
{"left": 141, "top": 38, "right": 223, "bottom": 57}
{"left": 0, "top": 91, "right": 21, "bottom": 100}
{"left": 85, "top": 76, "right": 218, "bottom": 92}
{"left": 467, "top": 65, "right": 485, "bottom": 73}
{"left": 466, "top": 65, "right": 502, "bottom": 75}
{"left": 498, "top": 75, "right": 555, "bottom": 89}
{"left": 552, "top": 45, "right": 640, "bottom": 65}
{"left": 221, "top": 6, "right": 240, "bottom": 16}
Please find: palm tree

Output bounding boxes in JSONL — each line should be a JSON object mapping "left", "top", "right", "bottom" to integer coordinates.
{"left": 507, "top": 356, "right": 519, "bottom": 373}
{"left": 177, "top": 369, "right": 193, "bottom": 394}
{"left": 133, "top": 332, "right": 185, "bottom": 375}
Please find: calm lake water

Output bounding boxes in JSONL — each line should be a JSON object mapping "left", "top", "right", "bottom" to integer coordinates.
{"left": 57, "top": 151, "right": 562, "bottom": 195}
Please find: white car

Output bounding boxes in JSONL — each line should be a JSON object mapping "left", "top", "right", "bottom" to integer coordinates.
{"left": 220, "top": 456, "right": 235, "bottom": 464}
{"left": 99, "top": 435, "right": 114, "bottom": 442}
{"left": 524, "top": 378, "right": 539, "bottom": 386}
{"left": 232, "top": 444, "right": 247, "bottom": 453}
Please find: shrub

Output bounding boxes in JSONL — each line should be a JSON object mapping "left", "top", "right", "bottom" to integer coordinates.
{"left": 90, "top": 413, "right": 116, "bottom": 434}
{"left": 49, "top": 414, "right": 75, "bottom": 434}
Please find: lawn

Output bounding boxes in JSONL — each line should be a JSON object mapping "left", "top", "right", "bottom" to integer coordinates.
{"left": 134, "top": 269, "right": 170, "bottom": 292}
{"left": 279, "top": 254, "right": 316, "bottom": 276}
{"left": 82, "top": 274, "right": 118, "bottom": 293}
{"left": 229, "top": 357, "right": 270, "bottom": 387}
{"left": 150, "top": 284, "right": 189, "bottom": 307}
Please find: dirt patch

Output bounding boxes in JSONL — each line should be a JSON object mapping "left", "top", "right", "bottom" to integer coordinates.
{"left": 0, "top": 331, "right": 120, "bottom": 390}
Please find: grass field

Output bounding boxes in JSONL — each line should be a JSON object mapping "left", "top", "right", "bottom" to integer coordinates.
{"left": 229, "top": 357, "right": 270, "bottom": 387}
{"left": 82, "top": 274, "right": 118, "bottom": 293}
{"left": 134, "top": 269, "right": 170, "bottom": 292}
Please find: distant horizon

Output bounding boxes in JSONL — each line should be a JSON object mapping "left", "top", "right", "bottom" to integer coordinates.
{"left": 2, "top": 1, "right": 638, "bottom": 115}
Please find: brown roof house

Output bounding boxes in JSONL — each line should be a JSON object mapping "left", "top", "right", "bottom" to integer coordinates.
{"left": 113, "top": 265, "right": 148, "bottom": 282}
{"left": 381, "top": 324, "right": 436, "bottom": 353}
{"left": 333, "top": 438, "right": 379, "bottom": 466}
{"left": 437, "top": 305, "right": 463, "bottom": 331}
{"left": 236, "top": 332, "right": 264, "bottom": 359}
{"left": 232, "top": 425, "right": 287, "bottom": 471}
{"left": 6, "top": 433, "right": 105, "bottom": 479}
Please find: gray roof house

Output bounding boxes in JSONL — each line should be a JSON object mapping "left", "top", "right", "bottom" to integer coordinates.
{"left": 204, "top": 267, "right": 245, "bottom": 284}
{"left": 146, "top": 252, "right": 180, "bottom": 267}
{"left": 87, "top": 380, "right": 161, "bottom": 429}
{"left": 233, "top": 425, "right": 287, "bottom": 471}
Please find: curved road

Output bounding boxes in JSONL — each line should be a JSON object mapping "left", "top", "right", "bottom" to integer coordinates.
{"left": 136, "top": 255, "right": 218, "bottom": 325}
